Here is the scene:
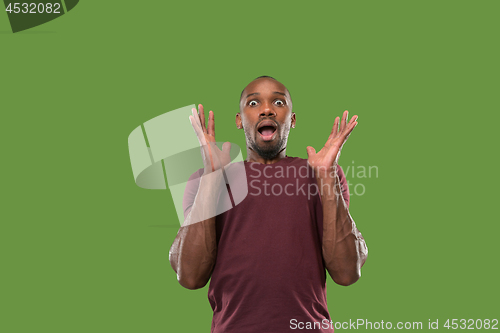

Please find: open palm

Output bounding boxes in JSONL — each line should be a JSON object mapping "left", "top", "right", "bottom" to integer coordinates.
{"left": 306, "top": 110, "right": 358, "bottom": 180}
{"left": 189, "top": 104, "right": 231, "bottom": 173}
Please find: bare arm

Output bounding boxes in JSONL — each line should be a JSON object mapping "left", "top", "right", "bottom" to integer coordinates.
{"left": 169, "top": 172, "right": 223, "bottom": 289}
{"left": 169, "top": 104, "right": 231, "bottom": 290}
{"left": 319, "top": 174, "right": 367, "bottom": 286}
{"left": 307, "top": 110, "right": 368, "bottom": 286}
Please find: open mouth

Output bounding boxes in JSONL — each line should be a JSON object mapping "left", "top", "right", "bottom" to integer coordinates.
{"left": 257, "top": 120, "right": 277, "bottom": 141}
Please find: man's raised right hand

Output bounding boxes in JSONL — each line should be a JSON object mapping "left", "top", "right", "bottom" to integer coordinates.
{"left": 189, "top": 104, "right": 231, "bottom": 173}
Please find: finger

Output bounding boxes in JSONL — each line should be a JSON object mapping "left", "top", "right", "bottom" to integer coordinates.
{"left": 347, "top": 114, "right": 358, "bottom": 127}
{"left": 342, "top": 123, "right": 357, "bottom": 145}
{"left": 306, "top": 146, "right": 317, "bottom": 159}
{"left": 208, "top": 110, "right": 216, "bottom": 138}
{"left": 347, "top": 115, "right": 358, "bottom": 129}
{"left": 332, "top": 117, "right": 357, "bottom": 147}
{"left": 339, "top": 110, "right": 348, "bottom": 133}
{"left": 342, "top": 114, "right": 357, "bottom": 133}
{"left": 222, "top": 141, "right": 231, "bottom": 155}
{"left": 189, "top": 115, "right": 207, "bottom": 146}
{"left": 340, "top": 118, "right": 358, "bottom": 142}
{"left": 192, "top": 108, "right": 202, "bottom": 129}
{"left": 328, "top": 116, "right": 340, "bottom": 142}
{"left": 221, "top": 142, "right": 231, "bottom": 168}
{"left": 198, "top": 104, "right": 207, "bottom": 134}
{"left": 189, "top": 115, "right": 203, "bottom": 140}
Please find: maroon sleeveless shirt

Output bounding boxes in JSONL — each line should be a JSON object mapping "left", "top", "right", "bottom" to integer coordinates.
{"left": 183, "top": 156, "right": 349, "bottom": 332}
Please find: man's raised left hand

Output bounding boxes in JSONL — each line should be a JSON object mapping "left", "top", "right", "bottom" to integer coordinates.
{"left": 306, "top": 110, "right": 358, "bottom": 181}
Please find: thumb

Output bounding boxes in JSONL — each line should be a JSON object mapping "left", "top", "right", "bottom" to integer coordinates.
{"left": 306, "top": 146, "right": 316, "bottom": 159}
{"left": 222, "top": 141, "right": 231, "bottom": 155}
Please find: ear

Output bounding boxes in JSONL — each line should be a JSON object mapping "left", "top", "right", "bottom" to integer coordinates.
{"left": 235, "top": 113, "right": 243, "bottom": 129}
{"left": 291, "top": 112, "right": 296, "bottom": 129}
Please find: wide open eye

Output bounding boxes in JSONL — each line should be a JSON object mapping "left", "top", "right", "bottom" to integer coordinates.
{"left": 248, "top": 100, "right": 259, "bottom": 106}
{"left": 274, "top": 99, "right": 285, "bottom": 106}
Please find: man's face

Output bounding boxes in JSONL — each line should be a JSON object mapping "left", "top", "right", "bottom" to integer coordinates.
{"left": 236, "top": 78, "right": 296, "bottom": 160}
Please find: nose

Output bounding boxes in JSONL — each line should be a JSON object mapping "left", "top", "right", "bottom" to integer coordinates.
{"left": 259, "top": 102, "right": 276, "bottom": 117}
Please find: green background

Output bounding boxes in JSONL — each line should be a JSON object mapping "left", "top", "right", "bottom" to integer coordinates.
{"left": 1, "top": 1, "right": 498, "bottom": 332}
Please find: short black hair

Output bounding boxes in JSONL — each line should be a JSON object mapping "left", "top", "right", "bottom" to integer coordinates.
{"left": 254, "top": 75, "right": 277, "bottom": 80}
{"left": 239, "top": 75, "right": 292, "bottom": 103}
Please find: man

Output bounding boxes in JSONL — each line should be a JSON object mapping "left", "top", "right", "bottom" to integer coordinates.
{"left": 169, "top": 76, "right": 368, "bottom": 332}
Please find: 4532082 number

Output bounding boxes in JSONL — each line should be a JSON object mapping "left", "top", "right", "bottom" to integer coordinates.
{"left": 5, "top": 3, "right": 61, "bottom": 14}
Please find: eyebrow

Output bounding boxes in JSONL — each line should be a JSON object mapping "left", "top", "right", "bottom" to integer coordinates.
{"left": 245, "top": 91, "right": 286, "bottom": 99}
{"left": 245, "top": 92, "right": 260, "bottom": 99}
